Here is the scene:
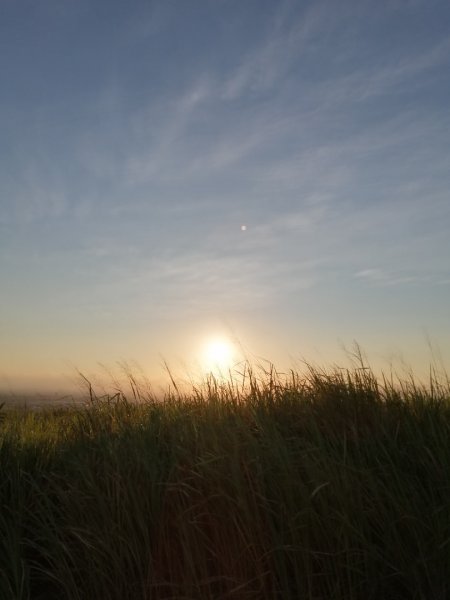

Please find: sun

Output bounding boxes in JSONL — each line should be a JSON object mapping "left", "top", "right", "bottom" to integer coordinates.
{"left": 202, "top": 337, "right": 235, "bottom": 374}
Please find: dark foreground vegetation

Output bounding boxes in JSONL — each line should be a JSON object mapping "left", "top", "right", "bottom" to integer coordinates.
{"left": 1, "top": 359, "right": 450, "bottom": 599}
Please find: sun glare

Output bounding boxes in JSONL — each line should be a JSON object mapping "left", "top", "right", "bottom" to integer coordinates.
{"left": 202, "top": 338, "right": 234, "bottom": 374}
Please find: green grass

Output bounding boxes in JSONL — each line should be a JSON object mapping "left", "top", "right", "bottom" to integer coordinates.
{"left": 1, "top": 358, "right": 450, "bottom": 599}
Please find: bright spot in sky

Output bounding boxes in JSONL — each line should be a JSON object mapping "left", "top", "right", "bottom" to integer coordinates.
{"left": 202, "top": 338, "right": 235, "bottom": 374}
{"left": 241, "top": 225, "right": 247, "bottom": 231}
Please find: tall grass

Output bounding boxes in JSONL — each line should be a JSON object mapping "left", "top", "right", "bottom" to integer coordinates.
{"left": 1, "top": 358, "right": 450, "bottom": 599}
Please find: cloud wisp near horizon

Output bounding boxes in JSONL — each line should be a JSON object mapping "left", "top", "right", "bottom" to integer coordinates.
{"left": 1, "top": 0, "right": 449, "bottom": 390}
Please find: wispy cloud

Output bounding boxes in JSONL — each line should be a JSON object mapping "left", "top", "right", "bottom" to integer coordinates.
{"left": 2, "top": 0, "right": 450, "bottom": 381}
{"left": 354, "top": 268, "right": 418, "bottom": 287}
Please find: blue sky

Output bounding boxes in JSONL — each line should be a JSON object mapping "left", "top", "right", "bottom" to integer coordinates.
{"left": 1, "top": 0, "right": 450, "bottom": 391}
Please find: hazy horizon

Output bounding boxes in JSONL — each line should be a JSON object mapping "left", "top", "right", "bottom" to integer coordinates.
{"left": 1, "top": 0, "right": 449, "bottom": 394}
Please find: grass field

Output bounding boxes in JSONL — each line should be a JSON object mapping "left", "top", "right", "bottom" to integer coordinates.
{"left": 1, "top": 357, "right": 450, "bottom": 599}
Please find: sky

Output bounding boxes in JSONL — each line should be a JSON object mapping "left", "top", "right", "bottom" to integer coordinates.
{"left": 1, "top": 0, "right": 450, "bottom": 393}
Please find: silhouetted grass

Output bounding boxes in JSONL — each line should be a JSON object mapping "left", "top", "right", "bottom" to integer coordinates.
{"left": 1, "top": 357, "right": 450, "bottom": 599}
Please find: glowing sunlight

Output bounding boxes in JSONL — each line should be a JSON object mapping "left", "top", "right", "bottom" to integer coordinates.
{"left": 201, "top": 337, "right": 235, "bottom": 374}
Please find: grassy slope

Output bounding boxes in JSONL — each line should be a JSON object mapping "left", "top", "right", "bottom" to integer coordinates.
{"left": 1, "top": 363, "right": 450, "bottom": 599}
